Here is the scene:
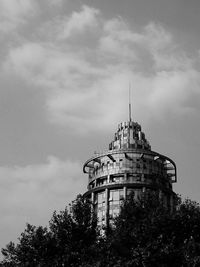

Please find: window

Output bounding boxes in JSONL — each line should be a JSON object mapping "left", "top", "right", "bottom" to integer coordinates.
{"left": 109, "top": 189, "right": 124, "bottom": 217}
{"left": 113, "top": 191, "right": 119, "bottom": 201}
{"left": 97, "top": 192, "right": 105, "bottom": 203}
{"left": 126, "top": 189, "right": 142, "bottom": 200}
{"left": 97, "top": 192, "right": 106, "bottom": 223}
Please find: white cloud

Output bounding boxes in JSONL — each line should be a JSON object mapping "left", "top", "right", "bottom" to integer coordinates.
{"left": 0, "top": 156, "right": 84, "bottom": 248}
{"left": 0, "top": 0, "right": 36, "bottom": 18}
{"left": 103, "top": 17, "right": 143, "bottom": 43}
{"left": 100, "top": 19, "right": 194, "bottom": 72}
{"left": 0, "top": 0, "right": 38, "bottom": 32}
{"left": 3, "top": 41, "right": 105, "bottom": 93}
{"left": 99, "top": 18, "right": 142, "bottom": 61}
{"left": 144, "top": 22, "right": 172, "bottom": 51}
{"left": 46, "top": 70, "right": 135, "bottom": 133}
{"left": 58, "top": 5, "right": 100, "bottom": 39}
{"left": 4, "top": 42, "right": 45, "bottom": 78}
{"left": 3, "top": 5, "right": 200, "bottom": 133}
{"left": 147, "top": 70, "right": 200, "bottom": 118}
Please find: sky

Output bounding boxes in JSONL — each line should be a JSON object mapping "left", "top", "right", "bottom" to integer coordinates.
{"left": 0, "top": 0, "right": 200, "bottom": 252}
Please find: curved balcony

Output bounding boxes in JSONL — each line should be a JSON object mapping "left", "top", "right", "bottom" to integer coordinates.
{"left": 83, "top": 149, "right": 177, "bottom": 184}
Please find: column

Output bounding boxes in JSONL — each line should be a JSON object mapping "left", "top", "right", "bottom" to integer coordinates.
{"left": 105, "top": 188, "right": 109, "bottom": 227}
{"left": 124, "top": 173, "right": 128, "bottom": 182}
{"left": 91, "top": 192, "right": 94, "bottom": 203}
{"left": 91, "top": 192, "right": 95, "bottom": 212}
{"left": 123, "top": 186, "right": 127, "bottom": 200}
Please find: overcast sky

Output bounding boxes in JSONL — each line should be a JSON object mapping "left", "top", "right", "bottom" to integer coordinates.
{"left": 1, "top": 0, "right": 200, "bottom": 251}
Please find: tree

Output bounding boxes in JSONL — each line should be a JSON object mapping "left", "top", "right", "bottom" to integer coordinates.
{"left": 98, "top": 194, "right": 200, "bottom": 267}
{"left": 1, "top": 224, "right": 52, "bottom": 267}
{"left": 1, "top": 195, "right": 98, "bottom": 267}
{"left": 2, "top": 193, "right": 200, "bottom": 267}
{"left": 48, "top": 194, "right": 98, "bottom": 266}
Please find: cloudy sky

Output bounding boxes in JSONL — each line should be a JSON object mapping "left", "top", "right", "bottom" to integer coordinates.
{"left": 1, "top": 0, "right": 200, "bottom": 251}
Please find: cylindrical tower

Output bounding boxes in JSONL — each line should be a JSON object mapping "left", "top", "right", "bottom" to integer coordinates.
{"left": 83, "top": 120, "right": 177, "bottom": 227}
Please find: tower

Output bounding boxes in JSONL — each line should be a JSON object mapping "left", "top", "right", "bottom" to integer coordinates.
{"left": 83, "top": 117, "right": 177, "bottom": 227}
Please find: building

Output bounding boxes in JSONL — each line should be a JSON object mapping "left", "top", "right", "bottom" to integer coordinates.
{"left": 83, "top": 117, "right": 177, "bottom": 227}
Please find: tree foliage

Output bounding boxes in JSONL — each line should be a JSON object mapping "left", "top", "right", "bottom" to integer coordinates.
{"left": 1, "top": 195, "right": 98, "bottom": 267}
{"left": 2, "top": 193, "right": 200, "bottom": 266}
{"left": 100, "top": 194, "right": 200, "bottom": 267}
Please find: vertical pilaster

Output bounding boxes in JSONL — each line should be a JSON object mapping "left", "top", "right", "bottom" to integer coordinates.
{"left": 91, "top": 192, "right": 95, "bottom": 213}
{"left": 107, "top": 174, "right": 110, "bottom": 184}
{"left": 91, "top": 192, "right": 94, "bottom": 203}
{"left": 141, "top": 173, "right": 145, "bottom": 182}
{"left": 105, "top": 188, "right": 109, "bottom": 227}
{"left": 123, "top": 186, "right": 127, "bottom": 200}
{"left": 124, "top": 173, "right": 128, "bottom": 182}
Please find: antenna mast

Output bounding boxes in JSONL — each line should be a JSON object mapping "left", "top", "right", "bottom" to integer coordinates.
{"left": 129, "top": 83, "right": 132, "bottom": 122}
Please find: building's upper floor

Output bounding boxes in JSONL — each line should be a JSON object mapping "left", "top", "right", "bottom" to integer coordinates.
{"left": 108, "top": 121, "right": 151, "bottom": 151}
{"left": 83, "top": 120, "right": 177, "bottom": 192}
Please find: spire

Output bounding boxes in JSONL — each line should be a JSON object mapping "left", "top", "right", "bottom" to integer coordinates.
{"left": 129, "top": 82, "right": 132, "bottom": 122}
